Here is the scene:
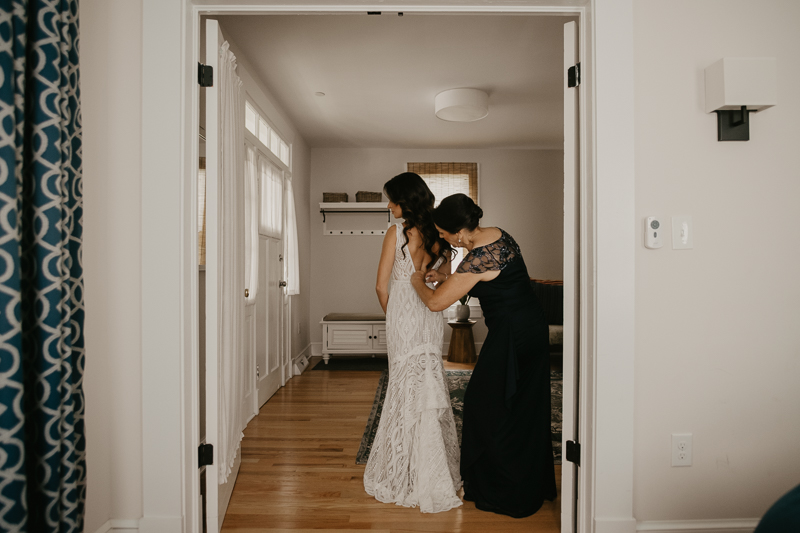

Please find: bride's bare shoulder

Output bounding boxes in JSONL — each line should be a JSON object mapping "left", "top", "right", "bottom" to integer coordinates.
{"left": 382, "top": 225, "right": 398, "bottom": 245}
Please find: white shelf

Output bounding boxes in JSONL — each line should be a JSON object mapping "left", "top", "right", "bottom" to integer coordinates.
{"left": 319, "top": 202, "right": 392, "bottom": 236}
{"left": 319, "top": 202, "right": 387, "bottom": 210}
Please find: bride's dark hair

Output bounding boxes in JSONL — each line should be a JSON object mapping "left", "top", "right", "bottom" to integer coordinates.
{"left": 384, "top": 172, "right": 452, "bottom": 270}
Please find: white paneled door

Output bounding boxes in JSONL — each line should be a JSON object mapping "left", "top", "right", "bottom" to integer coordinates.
{"left": 203, "top": 18, "right": 244, "bottom": 532}
{"left": 242, "top": 301, "right": 257, "bottom": 418}
{"left": 257, "top": 236, "right": 283, "bottom": 407}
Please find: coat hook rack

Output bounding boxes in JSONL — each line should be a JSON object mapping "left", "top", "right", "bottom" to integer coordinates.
{"left": 319, "top": 202, "right": 392, "bottom": 235}
{"left": 320, "top": 209, "right": 390, "bottom": 223}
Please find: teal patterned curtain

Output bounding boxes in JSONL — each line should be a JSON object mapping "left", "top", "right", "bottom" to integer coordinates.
{"left": 0, "top": 1, "right": 85, "bottom": 532}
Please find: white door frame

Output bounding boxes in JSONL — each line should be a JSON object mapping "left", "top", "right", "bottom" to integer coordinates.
{"left": 562, "top": 19, "right": 580, "bottom": 533}
{"left": 140, "top": 2, "right": 636, "bottom": 532}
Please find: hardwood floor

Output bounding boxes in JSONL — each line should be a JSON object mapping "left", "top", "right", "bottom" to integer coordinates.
{"left": 221, "top": 357, "right": 561, "bottom": 532}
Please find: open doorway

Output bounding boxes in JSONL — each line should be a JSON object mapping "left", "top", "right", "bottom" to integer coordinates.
{"left": 193, "top": 7, "right": 589, "bottom": 533}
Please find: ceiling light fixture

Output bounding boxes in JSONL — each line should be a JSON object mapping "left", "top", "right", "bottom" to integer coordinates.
{"left": 434, "top": 88, "right": 489, "bottom": 122}
{"left": 315, "top": 92, "right": 325, "bottom": 97}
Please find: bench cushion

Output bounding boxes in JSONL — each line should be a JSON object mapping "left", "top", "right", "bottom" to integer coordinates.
{"left": 323, "top": 313, "right": 386, "bottom": 322}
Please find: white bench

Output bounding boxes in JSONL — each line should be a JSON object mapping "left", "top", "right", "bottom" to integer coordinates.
{"left": 320, "top": 313, "right": 387, "bottom": 364}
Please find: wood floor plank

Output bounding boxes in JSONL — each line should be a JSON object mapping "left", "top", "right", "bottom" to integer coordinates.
{"left": 220, "top": 358, "right": 561, "bottom": 532}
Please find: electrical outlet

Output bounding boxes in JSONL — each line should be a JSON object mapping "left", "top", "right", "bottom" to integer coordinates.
{"left": 671, "top": 433, "right": 693, "bottom": 467}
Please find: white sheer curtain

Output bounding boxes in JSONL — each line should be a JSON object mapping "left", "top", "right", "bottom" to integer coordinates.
{"left": 283, "top": 177, "right": 300, "bottom": 295}
{"left": 243, "top": 143, "right": 259, "bottom": 305}
{"left": 258, "top": 156, "right": 282, "bottom": 239}
{"left": 218, "top": 41, "right": 245, "bottom": 484}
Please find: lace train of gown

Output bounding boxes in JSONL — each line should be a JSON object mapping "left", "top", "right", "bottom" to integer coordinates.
{"left": 363, "top": 223, "right": 462, "bottom": 513}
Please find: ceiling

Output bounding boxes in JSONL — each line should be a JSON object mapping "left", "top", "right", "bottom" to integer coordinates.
{"left": 218, "top": 14, "right": 575, "bottom": 150}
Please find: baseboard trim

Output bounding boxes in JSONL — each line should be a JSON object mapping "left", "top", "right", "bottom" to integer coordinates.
{"left": 138, "top": 516, "right": 182, "bottom": 533}
{"left": 596, "top": 517, "right": 637, "bottom": 533}
{"left": 293, "top": 344, "right": 312, "bottom": 375}
{"left": 94, "top": 519, "right": 140, "bottom": 533}
{"left": 294, "top": 343, "right": 312, "bottom": 360}
{"left": 636, "top": 519, "right": 759, "bottom": 532}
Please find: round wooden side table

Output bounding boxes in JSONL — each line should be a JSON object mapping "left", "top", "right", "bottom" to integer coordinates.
{"left": 447, "top": 319, "right": 477, "bottom": 364}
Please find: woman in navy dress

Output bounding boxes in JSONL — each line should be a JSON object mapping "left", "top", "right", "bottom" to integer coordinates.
{"left": 410, "top": 193, "right": 556, "bottom": 518}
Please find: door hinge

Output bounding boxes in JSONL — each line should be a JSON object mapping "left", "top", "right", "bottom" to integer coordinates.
{"left": 566, "top": 440, "right": 581, "bottom": 466}
{"left": 567, "top": 63, "right": 581, "bottom": 88}
{"left": 198, "top": 62, "right": 213, "bottom": 87}
{"left": 198, "top": 443, "right": 214, "bottom": 468}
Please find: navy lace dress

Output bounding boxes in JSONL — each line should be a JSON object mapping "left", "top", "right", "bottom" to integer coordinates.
{"left": 457, "top": 229, "right": 557, "bottom": 518}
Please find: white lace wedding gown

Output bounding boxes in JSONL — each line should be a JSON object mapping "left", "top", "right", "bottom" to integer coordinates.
{"left": 363, "top": 223, "right": 462, "bottom": 513}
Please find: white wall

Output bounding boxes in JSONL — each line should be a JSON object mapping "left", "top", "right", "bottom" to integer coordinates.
{"left": 633, "top": 0, "right": 800, "bottom": 524}
{"left": 80, "top": 6, "right": 316, "bottom": 531}
{"left": 309, "top": 148, "right": 563, "bottom": 346}
{"left": 81, "top": 0, "right": 143, "bottom": 530}
{"left": 291, "top": 138, "right": 313, "bottom": 355}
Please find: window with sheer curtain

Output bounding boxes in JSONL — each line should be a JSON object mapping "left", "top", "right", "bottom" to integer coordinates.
{"left": 283, "top": 178, "right": 300, "bottom": 295}
{"left": 407, "top": 162, "right": 479, "bottom": 275}
{"left": 244, "top": 143, "right": 259, "bottom": 306}
{"left": 246, "top": 100, "right": 290, "bottom": 167}
{"left": 246, "top": 98, "right": 299, "bottom": 295}
{"left": 259, "top": 155, "right": 283, "bottom": 239}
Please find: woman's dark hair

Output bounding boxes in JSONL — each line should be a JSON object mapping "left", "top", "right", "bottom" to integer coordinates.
{"left": 384, "top": 172, "right": 452, "bottom": 269}
{"left": 432, "top": 193, "right": 483, "bottom": 234}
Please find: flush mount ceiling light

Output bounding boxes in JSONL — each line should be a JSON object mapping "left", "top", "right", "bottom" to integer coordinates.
{"left": 435, "top": 88, "right": 489, "bottom": 122}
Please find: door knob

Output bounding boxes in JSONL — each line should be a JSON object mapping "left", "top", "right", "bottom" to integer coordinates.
{"left": 278, "top": 280, "right": 287, "bottom": 287}
{"left": 244, "top": 288, "right": 249, "bottom": 297}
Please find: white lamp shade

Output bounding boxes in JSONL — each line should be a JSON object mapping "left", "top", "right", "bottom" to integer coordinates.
{"left": 704, "top": 58, "right": 777, "bottom": 113}
{"left": 435, "top": 88, "right": 489, "bottom": 122}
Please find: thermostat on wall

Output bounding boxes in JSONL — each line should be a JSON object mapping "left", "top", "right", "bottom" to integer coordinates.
{"left": 645, "top": 216, "right": 663, "bottom": 249}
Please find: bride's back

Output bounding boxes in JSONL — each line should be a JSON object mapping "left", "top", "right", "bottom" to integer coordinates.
{"left": 392, "top": 224, "right": 435, "bottom": 279}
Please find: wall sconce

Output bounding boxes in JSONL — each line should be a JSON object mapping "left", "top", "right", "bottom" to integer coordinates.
{"left": 704, "top": 58, "right": 776, "bottom": 141}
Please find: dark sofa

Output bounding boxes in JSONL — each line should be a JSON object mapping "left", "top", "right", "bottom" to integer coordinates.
{"left": 530, "top": 279, "right": 564, "bottom": 357}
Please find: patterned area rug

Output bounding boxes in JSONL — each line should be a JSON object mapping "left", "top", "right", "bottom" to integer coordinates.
{"left": 355, "top": 369, "right": 563, "bottom": 465}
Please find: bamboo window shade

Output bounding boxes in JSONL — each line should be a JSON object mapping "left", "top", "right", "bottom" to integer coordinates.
{"left": 198, "top": 157, "right": 206, "bottom": 266}
{"left": 406, "top": 162, "right": 478, "bottom": 206}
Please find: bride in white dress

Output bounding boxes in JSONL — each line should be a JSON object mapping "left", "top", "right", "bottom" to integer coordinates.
{"left": 363, "top": 172, "right": 462, "bottom": 513}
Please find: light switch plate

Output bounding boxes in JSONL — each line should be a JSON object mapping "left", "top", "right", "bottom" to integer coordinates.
{"left": 672, "top": 215, "right": 693, "bottom": 249}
